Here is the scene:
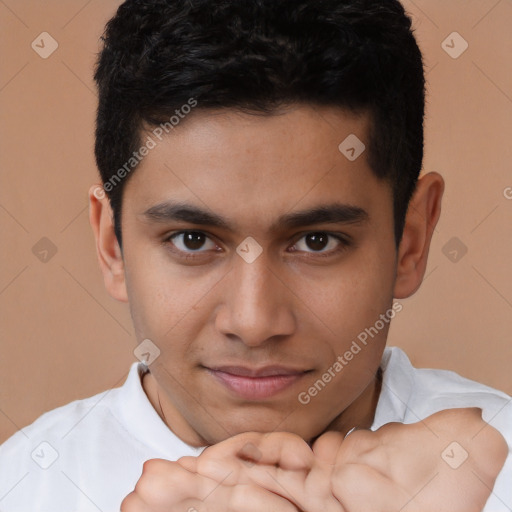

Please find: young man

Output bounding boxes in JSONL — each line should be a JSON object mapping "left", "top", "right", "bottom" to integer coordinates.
{"left": 0, "top": 0, "right": 510, "bottom": 511}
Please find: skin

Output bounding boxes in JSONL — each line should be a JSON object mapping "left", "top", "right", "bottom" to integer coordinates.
{"left": 87, "top": 103, "right": 509, "bottom": 510}
{"left": 89, "top": 104, "right": 444, "bottom": 448}
{"left": 118, "top": 408, "right": 508, "bottom": 511}
{"left": 174, "top": 408, "right": 507, "bottom": 512}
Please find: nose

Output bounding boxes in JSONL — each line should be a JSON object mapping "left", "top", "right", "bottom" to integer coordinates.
{"left": 215, "top": 250, "right": 296, "bottom": 347}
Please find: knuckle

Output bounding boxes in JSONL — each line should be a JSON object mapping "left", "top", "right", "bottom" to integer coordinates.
{"left": 235, "top": 431, "right": 265, "bottom": 445}
{"left": 274, "top": 431, "right": 305, "bottom": 444}
{"left": 136, "top": 460, "right": 185, "bottom": 498}
{"left": 133, "top": 472, "right": 160, "bottom": 497}
{"left": 142, "top": 458, "right": 166, "bottom": 474}
{"left": 119, "top": 492, "right": 137, "bottom": 511}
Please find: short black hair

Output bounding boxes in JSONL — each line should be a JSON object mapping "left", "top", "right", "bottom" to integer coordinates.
{"left": 94, "top": 0, "right": 425, "bottom": 249}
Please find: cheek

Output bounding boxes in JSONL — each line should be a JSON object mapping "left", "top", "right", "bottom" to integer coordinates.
{"left": 123, "top": 245, "right": 227, "bottom": 357}
{"left": 295, "top": 249, "right": 395, "bottom": 343}
{"left": 122, "top": 246, "right": 193, "bottom": 339}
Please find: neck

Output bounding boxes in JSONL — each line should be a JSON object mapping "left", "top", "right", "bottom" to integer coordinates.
{"left": 310, "top": 366, "right": 383, "bottom": 445}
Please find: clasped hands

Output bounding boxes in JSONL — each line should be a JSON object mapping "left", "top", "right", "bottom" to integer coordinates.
{"left": 121, "top": 408, "right": 508, "bottom": 512}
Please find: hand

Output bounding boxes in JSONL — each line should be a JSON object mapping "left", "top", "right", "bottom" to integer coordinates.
{"left": 120, "top": 456, "right": 302, "bottom": 512}
{"left": 180, "top": 408, "right": 508, "bottom": 512}
{"left": 179, "top": 429, "right": 408, "bottom": 511}
{"left": 317, "top": 407, "right": 508, "bottom": 512}
{"left": 178, "top": 431, "right": 342, "bottom": 512}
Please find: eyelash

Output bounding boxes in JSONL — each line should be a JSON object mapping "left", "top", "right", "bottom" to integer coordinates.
{"left": 163, "top": 230, "right": 352, "bottom": 260}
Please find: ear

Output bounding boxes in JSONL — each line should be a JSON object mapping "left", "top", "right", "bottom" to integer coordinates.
{"left": 393, "top": 172, "right": 444, "bottom": 299}
{"left": 88, "top": 184, "right": 128, "bottom": 302}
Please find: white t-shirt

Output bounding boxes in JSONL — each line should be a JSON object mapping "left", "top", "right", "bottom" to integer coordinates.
{"left": 0, "top": 347, "right": 510, "bottom": 512}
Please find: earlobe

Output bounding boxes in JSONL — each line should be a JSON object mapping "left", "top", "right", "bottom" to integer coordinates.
{"left": 88, "top": 184, "right": 129, "bottom": 303}
{"left": 393, "top": 172, "right": 444, "bottom": 299}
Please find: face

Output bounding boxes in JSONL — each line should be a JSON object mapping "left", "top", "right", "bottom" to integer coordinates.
{"left": 118, "top": 105, "right": 399, "bottom": 446}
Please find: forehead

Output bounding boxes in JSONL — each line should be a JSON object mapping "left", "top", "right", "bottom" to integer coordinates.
{"left": 123, "top": 104, "right": 392, "bottom": 235}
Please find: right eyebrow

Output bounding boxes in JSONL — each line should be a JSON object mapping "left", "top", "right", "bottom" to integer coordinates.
{"left": 141, "top": 201, "right": 232, "bottom": 229}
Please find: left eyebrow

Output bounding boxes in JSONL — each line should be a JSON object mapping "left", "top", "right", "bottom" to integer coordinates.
{"left": 276, "top": 203, "right": 369, "bottom": 231}
{"left": 140, "top": 200, "right": 369, "bottom": 233}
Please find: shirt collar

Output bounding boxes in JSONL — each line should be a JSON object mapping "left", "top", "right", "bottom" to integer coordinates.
{"left": 371, "top": 347, "right": 416, "bottom": 430}
{"left": 110, "top": 361, "right": 207, "bottom": 458}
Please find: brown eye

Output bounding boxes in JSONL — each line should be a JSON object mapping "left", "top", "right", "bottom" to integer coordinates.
{"left": 304, "top": 233, "right": 329, "bottom": 251}
{"left": 168, "top": 231, "right": 217, "bottom": 253}
{"left": 182, "top": 232, "right": 206, "bottom": 250}
{"left": 293, "top": 232, "right": 347, "bottom": 254}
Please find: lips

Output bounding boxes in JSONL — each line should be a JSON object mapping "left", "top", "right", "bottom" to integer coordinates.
{"left": 208, "top": 365, "right": 309, "bottom": 378}
{"left": 205, "top": 365, "right": 311, "bottom": 400}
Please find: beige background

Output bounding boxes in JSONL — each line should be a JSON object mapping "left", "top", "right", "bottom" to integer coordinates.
{"left": 1, "top": 0, "right": 511, "bottom": 445}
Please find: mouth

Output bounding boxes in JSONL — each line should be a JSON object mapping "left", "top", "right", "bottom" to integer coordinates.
{"left": 204, "top": 365, "right": 312, "bottom": 400}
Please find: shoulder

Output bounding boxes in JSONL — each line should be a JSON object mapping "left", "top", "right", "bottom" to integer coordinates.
{"left": 382, "top": 346, "right": 512, "bottom": 417}
{"left": 382, "top": 347, "right": 512, "bottom": 443}
{"left": 0, "top": 362, "right": 145, "bottom": 460}
{"left": 0, "top": 386, "right": 116, "bottom": 467}
{"left": 0, "top": 381, "right": 140, "bottom": 510}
